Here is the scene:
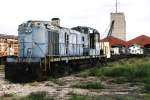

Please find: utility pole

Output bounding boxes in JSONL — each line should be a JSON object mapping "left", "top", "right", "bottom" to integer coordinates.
{"left": 116, "top": 0, "right": 118, "bottom": 13}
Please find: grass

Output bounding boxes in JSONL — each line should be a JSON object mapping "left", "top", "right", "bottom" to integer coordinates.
{"left": 100, "top": 63, "right": 150, "bottom": 81}
{"left": 69, "top": 94, "right": 144, "bottom": 100}
{"left": 69, "top": 95, "right": 95, "bottom": 100}
{"left": 144, "top": 84, "right": 150, "bottom": 92}
{"left": 111, "top": 77, "right": 129, "bottom": 84}
{"left": 78, "top": 57, "right": 150, "bottom": 82}
{"left": 29, "top": 81, "right": 39, "bottom": 86}
{"left": 2, "top": 93, "right": 14, "bottom": 97}
{"left": 0, "top": 93, "right": 15, "bottom": 100}
{"left": 48, "top": 77, "right": 66, "bottom": 86}
{"left": 144, "top": 94, "right": 150, "bottom": 100}
{"left": 16, "top": 91, "right": 54, "bottom": 100}
{"left": 76, "top": 57, "right": 150, "bottom": 92}
{"left": 52, "top": 79, "right": 66, "bottom": 86}
{"left": 0, "top": 91, "right": 54, "bottom": 100}
{"left": 72, "top": 81, "right": 105, "bottom": 89}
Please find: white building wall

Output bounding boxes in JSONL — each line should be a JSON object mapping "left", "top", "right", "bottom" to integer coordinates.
{"left": 111, "top": 13, "right": 126, "bottom": 41}
{"left": 100, "top": 42, "right": 111, "bottom": 58}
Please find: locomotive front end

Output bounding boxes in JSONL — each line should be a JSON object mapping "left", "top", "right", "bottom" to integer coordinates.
{"left": 5, "top": 21, "right": 50, "bottom": 82}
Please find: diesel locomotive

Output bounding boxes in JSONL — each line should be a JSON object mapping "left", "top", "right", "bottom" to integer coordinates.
{"left": 5, "top": 18, "right": 102, "bottom": 82}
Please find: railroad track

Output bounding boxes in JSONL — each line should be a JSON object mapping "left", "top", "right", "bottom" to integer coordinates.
{"left": 107, "top": 54, "right": 146, "bottom": 62}
{"left": 0, "top": 65, "right": 4, "bottom": 79}
{"left": 0, "top": 65, "right": 4, "bottom": 72}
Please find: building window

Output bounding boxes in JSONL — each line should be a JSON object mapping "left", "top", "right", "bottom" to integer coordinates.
{"left": 90, "top": 34, "right": 95, "bottom": 49}
{"left": 82, "top": 37, "right": 84, "bottom": 41}
{"left": 82, "top": 44, "right": 85, "bottom": 48}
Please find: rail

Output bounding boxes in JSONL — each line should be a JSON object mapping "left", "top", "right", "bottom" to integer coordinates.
{"left": 0, "top": 65, "right": 4, "bottom": 72}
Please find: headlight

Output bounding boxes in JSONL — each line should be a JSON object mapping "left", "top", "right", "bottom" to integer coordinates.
{"left": 25, "top": 27, "right": 32, "bottom": 33}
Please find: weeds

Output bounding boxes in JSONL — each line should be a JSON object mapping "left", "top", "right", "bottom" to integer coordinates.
{"left": 52, "top": 79, "right": 66, "bottom": 86}
{"left": 69, "top": 94, "right": 142, "bottom": 100}
{"left": 29, "top": 81, "right": 39, "bottom": 86}
{"left": 69, "top": 95, "right": 88, "bottom": 100}
{"left": 144, "top": 84, "right": 150, "bottom": 92}
{"left": 101, "top": 63, "right": 150, "bottom": 82}
{"left": 19, "top": 91, "right": 54, "bottom": 100}
{"left": 72, "top": 81, "right": 105, "bottom": 89}
{"left": 48, "top": 78, "right": 66, "bottom": 86}
{"left": 77, "top": 57, "right": 150, "bottom": 83}
{"left": 75, "top": 70, "right": 90, "bottom": 78}
{"left": 2, "top": 93, "right": 14, "bottom": 97}
{"left": 144, "top": 94, "right": 150, "bottom": 100}
{"left": 111, "top": 77, "right": 129, "bottom": 84}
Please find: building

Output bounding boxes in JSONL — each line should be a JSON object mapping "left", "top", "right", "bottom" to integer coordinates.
{"left": 100, "top": 35, "right": 150, "bottom": 55}
{"left": 100, "top": 36, "right": 126, "bottom": 56}
{"left": 127, "top": 35, "right": 150, "bottom": 55}
{"left": 0, "top": 34, "right": 18, "bottom": 57}
{"left": 111, "top": 13, "right": 126, "bottom": 41}
{"left": 127, "top": 35, "right": 150, "bottom": 47}
{"left": 128, "top": 44, "right": 143, "bottom": 55}
{"left": 100, "top": 42, "right": 111, "bottom": 58}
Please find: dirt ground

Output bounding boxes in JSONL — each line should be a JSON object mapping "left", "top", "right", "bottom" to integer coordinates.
{"left": 0, "top": 70, "right": 145, "bottom": 100}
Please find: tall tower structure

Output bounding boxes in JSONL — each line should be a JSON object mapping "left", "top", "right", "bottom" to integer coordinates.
{"left": 110, "top": 0, "right": 126, "bottom": 41}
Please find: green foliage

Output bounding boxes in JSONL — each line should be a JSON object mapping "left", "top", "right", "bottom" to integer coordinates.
{"left": 77, "top": 57, "right": 150, "bottom": 83}
{"left": 102, "top": 64, "right": 150, "bottom": 78}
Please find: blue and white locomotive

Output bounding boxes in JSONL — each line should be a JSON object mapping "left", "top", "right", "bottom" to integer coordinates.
{"left": 5, "top": 18, "right": 101, "bottom": 82}
{"left": 18, "top": 18, "right": 100, "bottom": 59}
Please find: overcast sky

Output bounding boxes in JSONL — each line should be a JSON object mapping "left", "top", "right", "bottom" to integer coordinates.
{"left": 0, "top": 0, "right": 150, "bottom": 40}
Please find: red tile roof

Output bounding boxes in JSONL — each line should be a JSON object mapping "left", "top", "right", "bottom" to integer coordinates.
{"left": 127, "top": 35, "right": 150, "bottom": 47}
{"left": 100, "top": 35, "right": 150, "bottom": 47}
{"left": 100, "top": 36, "right": 127, "bottom": 47}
